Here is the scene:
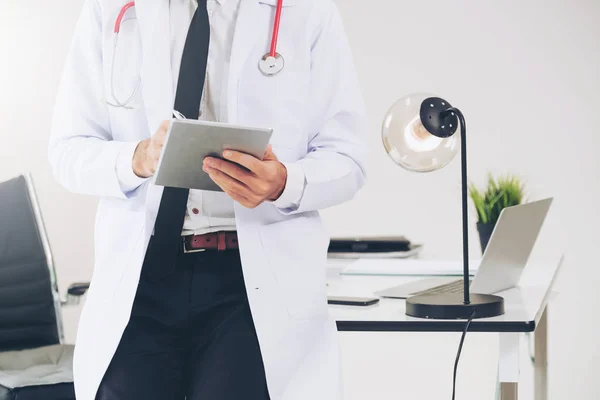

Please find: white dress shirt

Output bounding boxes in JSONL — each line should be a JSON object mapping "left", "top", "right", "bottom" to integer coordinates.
{"left": 116, "top": 0, "right": 305, "bottom": 235}
{"left": 175, "top": 0, "right": 240, "bottom": 235}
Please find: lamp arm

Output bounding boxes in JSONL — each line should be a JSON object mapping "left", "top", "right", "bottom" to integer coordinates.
{"left": 443, "top": 107, "right": 470, "bottom": 305}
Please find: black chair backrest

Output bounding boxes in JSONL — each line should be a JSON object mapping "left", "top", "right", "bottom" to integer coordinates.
{"left": 0, "top": 175, "right": 60, "bottom": 351}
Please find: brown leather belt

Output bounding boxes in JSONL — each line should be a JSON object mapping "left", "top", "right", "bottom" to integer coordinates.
{"left": 182, "top": 231, "right": 239, "bottom": 253}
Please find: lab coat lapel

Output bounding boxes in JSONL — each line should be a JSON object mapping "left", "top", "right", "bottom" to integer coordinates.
{"left": 136, "top": 0, "right": 173, "bottom": 135}
{"left": 136, "top": 0, "right": 171, "bottom": 237}
{"left": 227, "top": 0, "right": 263, "bottom": 122}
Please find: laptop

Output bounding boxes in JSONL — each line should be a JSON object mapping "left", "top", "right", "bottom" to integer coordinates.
{"left": 375, "top": 198, "right": 553, "bottom": 299}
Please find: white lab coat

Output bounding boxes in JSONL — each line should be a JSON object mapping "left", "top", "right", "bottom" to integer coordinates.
{"left": 49, "top": 0, "right": 367, "bottom": 399}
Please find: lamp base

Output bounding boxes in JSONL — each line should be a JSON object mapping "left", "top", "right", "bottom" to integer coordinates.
{"left": 406, "top": 293, "right": 505, "bottom": 319}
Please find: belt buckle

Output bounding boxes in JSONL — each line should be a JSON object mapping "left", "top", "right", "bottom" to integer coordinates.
{"left": 182, "top": 237, "right": 207, "bottom": 254}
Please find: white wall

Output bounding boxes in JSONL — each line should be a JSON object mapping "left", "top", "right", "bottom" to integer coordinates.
{"left": 1, "top": 1, "right": 599, "bottom": 399}
{"left": 330, "top": 1, "right": 600, "bottom": 399}
{"left": 0, "top": 0, "right": 95, "bottom": 344}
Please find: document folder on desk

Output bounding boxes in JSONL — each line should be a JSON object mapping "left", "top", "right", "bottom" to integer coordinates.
{"left": 341, "top": 259, "right": 480, "bottom": 277}
{"left": 328, "top": 236, "right": 422, "bottom": 259}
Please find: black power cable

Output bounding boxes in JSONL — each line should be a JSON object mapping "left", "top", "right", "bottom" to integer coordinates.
{"left": 452, "top": 311, "right": 476, "bottom": 400}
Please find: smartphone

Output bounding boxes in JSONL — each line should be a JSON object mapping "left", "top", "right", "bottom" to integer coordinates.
{"left": 327, "top": 296, "right": 380, "bottom": 306}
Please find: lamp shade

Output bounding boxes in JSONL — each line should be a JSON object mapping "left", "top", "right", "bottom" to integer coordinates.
{"left": 381, "top": 93, "right": 461, "bottom": 173}
{"left": 379, "top": 93, "right": 505, "bottom": 320}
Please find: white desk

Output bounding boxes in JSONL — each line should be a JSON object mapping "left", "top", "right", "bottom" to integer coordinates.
{"left": 328, "top": 256, "right": 563, "bottom": 400}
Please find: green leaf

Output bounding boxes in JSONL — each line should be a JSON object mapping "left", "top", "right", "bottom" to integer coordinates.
{"left": 469, "top": 173, "right": 526, "bottom": 224}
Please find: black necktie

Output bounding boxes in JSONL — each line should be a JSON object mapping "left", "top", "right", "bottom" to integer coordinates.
{"left": 145, "top": 3, "right": 210, "bottom": 282}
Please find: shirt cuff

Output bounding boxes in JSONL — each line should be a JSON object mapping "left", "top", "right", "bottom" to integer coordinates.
{"left": 272, "top": 161, "right": 305, "bottom": 210}
{"left": 116, "top": 141, "right": 148, "bottom": 193}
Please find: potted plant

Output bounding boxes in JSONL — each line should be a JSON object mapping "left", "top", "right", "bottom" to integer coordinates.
{"left": 469, "top": 174, "right": 525, "bottom": 253}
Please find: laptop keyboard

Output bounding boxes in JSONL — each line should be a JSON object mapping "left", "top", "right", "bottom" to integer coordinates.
{"left": 411, "top": 279, "right": 472, "bottom": 296}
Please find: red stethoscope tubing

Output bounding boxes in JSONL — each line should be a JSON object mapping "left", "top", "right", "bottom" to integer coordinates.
{"left": 269, "top": 0, "right": 284, "bottom": 57}
{"left": 115, "top": 0, "right": 283, "bottom": 55}
{"left": 108, "top": 1, "right": 138, "bottom": 108}
{"left": 114, "top": 1, "right": 135, "bottom": 34}
{"left": 111, "top": 0, "right": 285, "bottom": 85}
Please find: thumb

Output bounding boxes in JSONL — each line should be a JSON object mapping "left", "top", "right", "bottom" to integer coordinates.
{"left": 263, "top": 144, "right": 278, "bottom": 161}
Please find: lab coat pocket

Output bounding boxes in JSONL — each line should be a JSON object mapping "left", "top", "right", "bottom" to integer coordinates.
{"left": 92, "top": 199, "right": 145, "bottom": 304}
{"left": 239, "top": 68, "right": 310, "bottom": 150}
{"left": 259, "top": 215, "right": 329, "bottom": 320}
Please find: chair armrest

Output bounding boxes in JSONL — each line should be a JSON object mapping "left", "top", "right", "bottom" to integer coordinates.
{"left": 61, "top": 282, "right": 90, "bottom": 306}
{"left": 68, "top": 282, "right": 90, "bottom": 296}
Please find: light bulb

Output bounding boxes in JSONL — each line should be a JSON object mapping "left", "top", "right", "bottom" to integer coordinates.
{"left": 404, "top": 116, "right": 443, "bottom": 152}
{"left": 382, "top": 93, "right": 460, "bottom": 173}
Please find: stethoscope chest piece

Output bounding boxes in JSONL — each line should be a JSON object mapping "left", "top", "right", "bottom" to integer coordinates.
{"left": 259, "top": 52, "right": 285, "bottom": 76}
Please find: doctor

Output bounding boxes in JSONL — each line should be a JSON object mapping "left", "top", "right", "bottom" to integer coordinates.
{"left": 49, "top": 0, "right": 366, "bottom": 399}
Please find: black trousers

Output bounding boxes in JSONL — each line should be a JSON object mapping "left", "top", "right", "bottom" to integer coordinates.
{"left": 96, "top": 248, "right": 270, "bottom": 400}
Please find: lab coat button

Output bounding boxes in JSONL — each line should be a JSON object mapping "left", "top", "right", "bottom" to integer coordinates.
{"left": 192, "top": 208, "right": 200, "bottom": 215}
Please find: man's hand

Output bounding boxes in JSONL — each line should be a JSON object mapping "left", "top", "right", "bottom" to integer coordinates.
{"left": 132, "top": 120, "right": 170, "bottom": 178}
{"left": 203, "top": 145, "right": 288, "bottom": 208}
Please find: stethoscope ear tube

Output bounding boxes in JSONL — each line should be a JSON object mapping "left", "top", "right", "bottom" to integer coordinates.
{"left": 114, "top": 2, "right": 135, "bottom": 34}
{"left": 108, "top": 2, "right": 140, "bottom": 109}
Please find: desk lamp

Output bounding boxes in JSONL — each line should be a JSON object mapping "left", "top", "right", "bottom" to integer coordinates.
{"left": 382, "top": 93, "right": 504, "bottom": 319}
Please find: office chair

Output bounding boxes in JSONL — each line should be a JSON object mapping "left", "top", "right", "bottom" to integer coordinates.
{"left": 0, "top": 174, "right": 89, "bottom": 400}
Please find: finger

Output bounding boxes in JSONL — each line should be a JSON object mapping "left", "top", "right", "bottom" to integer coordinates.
{"left": 207, "top": 169, "right": 262, "bottom": 208}
{"left": 207, "top": 161, "right": 274, "bottom": 198}
{"left": 157, "top": 120, "right": 170, "bottom": 135}
{"left": 211, "top": 178, "right": 251, "bottom": 205}
{"left": 205, "top": 159, "right": 271, "bottom": 196}
{"left": 155, "top": 131, "right": 169, "bottom": 146}
{"left": 209, "top": 175, "right": 252, "bottom": 207}
{"left": 149, "top": 157, "right": 158, "bottom": 174}
{"left": 154, "top": 135, "right": 166, "bottom": 147}
{"left": 206, "top": 167, "right": 253, "bottom": 198}
{"left": 152, "top": 141, "right": 165, "bottom": 156}
{"left": 209, "top": 174, "right": 259, "bottom": 208}
{"left": 154, "top": 121, "right": 170, "bottom": 144}
{"left": 264, "top": 144, "right": 272, "bottom": 158}
{"left": 150, "top": 149, "right": 161, "bottom": 170}
{"left": 226, "top": 190, "right": 254, "bottom": 208}
{"left": 263, "top": 144, "right": 278, "bottom": 161}
{"left": 153, "top": 136, "right": 167, "bottom": 149}
{"left": 222, "top": 150, "right": 265, "bottom": 175}
{"left": 149, "top": 146, "right": 163, "bottom": 164}
{"left": 204, "top": 157, "right": 258, "bottom": 186}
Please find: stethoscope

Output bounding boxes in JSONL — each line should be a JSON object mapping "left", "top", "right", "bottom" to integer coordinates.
{"left": 108, "top": 2, "right": 138, "bottom": 109}
{"left": 109, "top": 0, "right": 285, "bottom": 109}
{"left": 258, "top": 0, "right": 285, "bottom": 76}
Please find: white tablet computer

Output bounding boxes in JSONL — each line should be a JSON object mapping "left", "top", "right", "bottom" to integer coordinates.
{"left": 153, "top": 119, "right": 273, "bottom": 191}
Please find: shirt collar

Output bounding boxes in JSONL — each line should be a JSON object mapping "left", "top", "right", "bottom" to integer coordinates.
{"left": 194, "top": 0, "right": 226, "bottom": 5}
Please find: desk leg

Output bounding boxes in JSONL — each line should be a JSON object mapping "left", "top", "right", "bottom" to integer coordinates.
{"left": 534, "top": 308, "right": 548, "bottom": 400}
{"left": 500, "top": 383, "right": 518, "bottom": 400}
{"left": 499, "top": 333, "right": 520, "bottom": 400}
